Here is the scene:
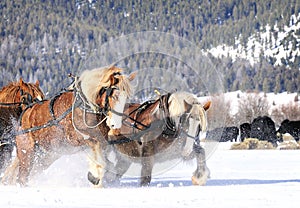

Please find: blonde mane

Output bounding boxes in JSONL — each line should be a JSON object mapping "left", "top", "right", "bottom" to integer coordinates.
{"left": 79, "top": 65, "right": 133, "bottom": 105}
{"left": 168, "top": 91, "right": 199, "bottom": 117}
{"left": 168, "top": 91, "right": 207, "bottom": 131}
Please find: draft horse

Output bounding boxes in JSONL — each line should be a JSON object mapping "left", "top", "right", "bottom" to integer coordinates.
{"left": 1, "top": 65, "right": 135, "bottom": 186}
{"left": 89, "top": 91, "right": 211, "bottom": 187}
{"left": 0, "top": 78, "right": 44, "bottom": 173}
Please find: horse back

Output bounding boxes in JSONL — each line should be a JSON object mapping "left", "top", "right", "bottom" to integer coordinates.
{"left": 21, "top": 92, "right": 73, "bottom": 126}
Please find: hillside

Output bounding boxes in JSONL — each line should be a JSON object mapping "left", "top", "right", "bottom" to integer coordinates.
{"left": 0, "top": 0, "right": 299, "bottom": 95}
{"left": 207, "top": 14, "right": 300, "bottom": 67}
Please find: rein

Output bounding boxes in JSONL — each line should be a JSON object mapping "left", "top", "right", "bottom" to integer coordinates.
{"left": 0, "top": 101, "right": 23, "bottom": 106}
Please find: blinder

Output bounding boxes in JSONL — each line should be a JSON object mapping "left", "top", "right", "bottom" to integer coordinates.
{"left": 98, "top": 86, "right": 117, "bottom": 114}
{"left": 19, "top": 89, "right": 34, "bottom": 105}
{"left": 21, "top": 93, "right": 33, "bottom": 105}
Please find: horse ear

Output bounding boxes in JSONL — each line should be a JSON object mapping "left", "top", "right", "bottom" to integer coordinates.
{"left": 35, "top": 80, "right": 40, "bottom": 86}
{"left": 203, "top": 100, "right": 211, "bottom": 111}
{"left": 19, "top": 78, "right": 24, "bottom": 86}
{"left": 128, "top": 71, "right": 137, "bottom": 81}
{"left": 183, "top": 100, "right": 193, "bottom": 113}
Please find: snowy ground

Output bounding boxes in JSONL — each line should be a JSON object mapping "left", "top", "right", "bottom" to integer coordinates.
{"left": 1, "top": 143, "right": 300, "bottom": 208}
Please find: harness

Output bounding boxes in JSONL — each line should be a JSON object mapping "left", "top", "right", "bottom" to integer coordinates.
{"left": 16, "top": 90, "right": 79, "bottom": 135}
{"left": 15, "top": 82, "right": 113, "bottom": 136}
{"left": 159, "top": 93, "right": 179, "bottom": 138}
{"left": 108, "top": 93, "right": 182, "bottom": 145}
{"left": 125, "top": 100, "right": 158, "bottom": 130}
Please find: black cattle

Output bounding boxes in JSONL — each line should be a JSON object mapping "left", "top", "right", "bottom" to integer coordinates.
{"left": 239, "top": 122, "right": 251, "bottom": 142}
{"left": 206, "top": 126, "right": 239, "bottom": 142}
{"left": 277, "top": 119, "right": 300, "bottom": 141}
{"left": 250, "top": 116, "right": 278, "bottom": 146}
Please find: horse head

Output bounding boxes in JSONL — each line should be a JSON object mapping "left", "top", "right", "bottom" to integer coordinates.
{"left": 167, "top": 92, "right": 211, "bottom": 157}
{"left": 106, "top": 71, "right": 137, "bottom": 131}
{"left": 18, "top": 78, "right": 44, "bottom": 107}
{"left": 0, "top": 78, "right": 44, "bottom": 108}
{"left": 79, "top": 65, "right": 136, "bottom": 132}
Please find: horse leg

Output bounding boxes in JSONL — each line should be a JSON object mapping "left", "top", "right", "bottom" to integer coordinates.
{"left": 87, "top": 145, "right": 132, "bottom": 187}
{"left": 86, "top": 140, "right": 106, "bottom": 187}
{"left": 104, "top": 152, "right": 132, "bottom": 186}
{"left": 0, "top": 144, "right": 5, "bottom": 172}
{"left": 1, "top": 157, "right": 19, "bottom": 185}
{"left": 16, "top": 135, "right": 35, "bottom": 186}
{"left": 140, "top": 156, "right": 154, "bottom": 186}
{"left": 140, "top": 143, "right": 154, "bottom": 186}
{"left": 191, "top": 143, "right": 210, "bottom": 185}
{"left": 0, "top": 143, "right": 14, "bottom": 173}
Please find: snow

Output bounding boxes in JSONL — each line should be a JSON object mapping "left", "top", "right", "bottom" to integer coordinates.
{"left": 206, "top": 13, "right": 300, "bottom": 67}
{"left": 1, "top": 91, "right": 299, "bottom": 207}
{"left": 1, "top": 143, "right": 300, "bottom": 208}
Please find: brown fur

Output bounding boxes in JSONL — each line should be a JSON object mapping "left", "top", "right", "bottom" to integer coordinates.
{"left": 0, "top": 78, "right": 44, "bottom": 173}
{"left": 2, "top": 66, "right": 134, "bottom": 186}
{"left": 0, "top": 78, "right": 43, "bottom": 104}
{"left": 102, "top": 92, "right": 211, "bottom": 186}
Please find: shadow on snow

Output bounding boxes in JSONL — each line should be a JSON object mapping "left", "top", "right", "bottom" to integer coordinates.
{"left": 111, "top": 178, "right": 300, "bottom": 188}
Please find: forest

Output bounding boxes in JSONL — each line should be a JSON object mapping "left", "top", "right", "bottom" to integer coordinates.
{"left": 0, "top": 0, "right": 299, "bottom": 96}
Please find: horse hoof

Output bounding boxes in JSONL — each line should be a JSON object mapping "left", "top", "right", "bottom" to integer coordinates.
{"left": 191, "top": 175, "right": 208, "bottom": 186}
{"left": 87, "top": 171, "right": 100, "bottom": 185}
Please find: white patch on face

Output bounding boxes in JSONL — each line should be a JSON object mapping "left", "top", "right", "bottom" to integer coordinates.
{"left": 182, "top": 117, "right": 199, "bottom": 157}
{"left": 106, "top": 91, "right": 127, "bottom": 129}
{"left": 36, "top": 95, "right": 43, "bottom": 101}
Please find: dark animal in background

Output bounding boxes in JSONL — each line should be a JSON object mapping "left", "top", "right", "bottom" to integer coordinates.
{"left": 206, "top": 126, "right": 239, "bottom": 142}
{"left": 250, "top": 116, "right": 278, "bottom": 146}
{"left": 277, "top": 119, "right": 300, "bottom": 141}
{"left": 240, "top": 123, "right": 251, "bottom": 142}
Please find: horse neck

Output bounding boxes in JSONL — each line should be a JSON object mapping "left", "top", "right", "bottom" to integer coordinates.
{"left": 0, "top": 85, "right": 23, "bottom": 116}
{"left": 0, "top": 85, "right": 20, "bottom": 103}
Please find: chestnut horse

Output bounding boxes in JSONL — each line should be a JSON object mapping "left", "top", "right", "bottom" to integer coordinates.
{"left": 1, "top": 65, "right": 136, "bottom": 186}
{"left": 88, "top": 91, "right": 211, "bottom": 187}
{"left": 0, "top": 79, "right": 44, "bottom": 173}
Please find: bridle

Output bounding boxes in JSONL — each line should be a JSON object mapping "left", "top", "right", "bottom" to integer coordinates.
{"left": 97, "top": 86, "right": 115, "bottom": 115}
{"left": 0, "top": 87, "right": 40, "bottom": 107}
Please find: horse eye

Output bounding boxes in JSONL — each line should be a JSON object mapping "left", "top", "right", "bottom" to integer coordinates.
{"left": 28, "top": 94, "right": 33, "bottom": 103}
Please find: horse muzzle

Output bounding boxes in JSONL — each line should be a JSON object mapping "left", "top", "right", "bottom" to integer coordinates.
{"left": 108, "top": 128, "right": 121, "bottom": 136}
